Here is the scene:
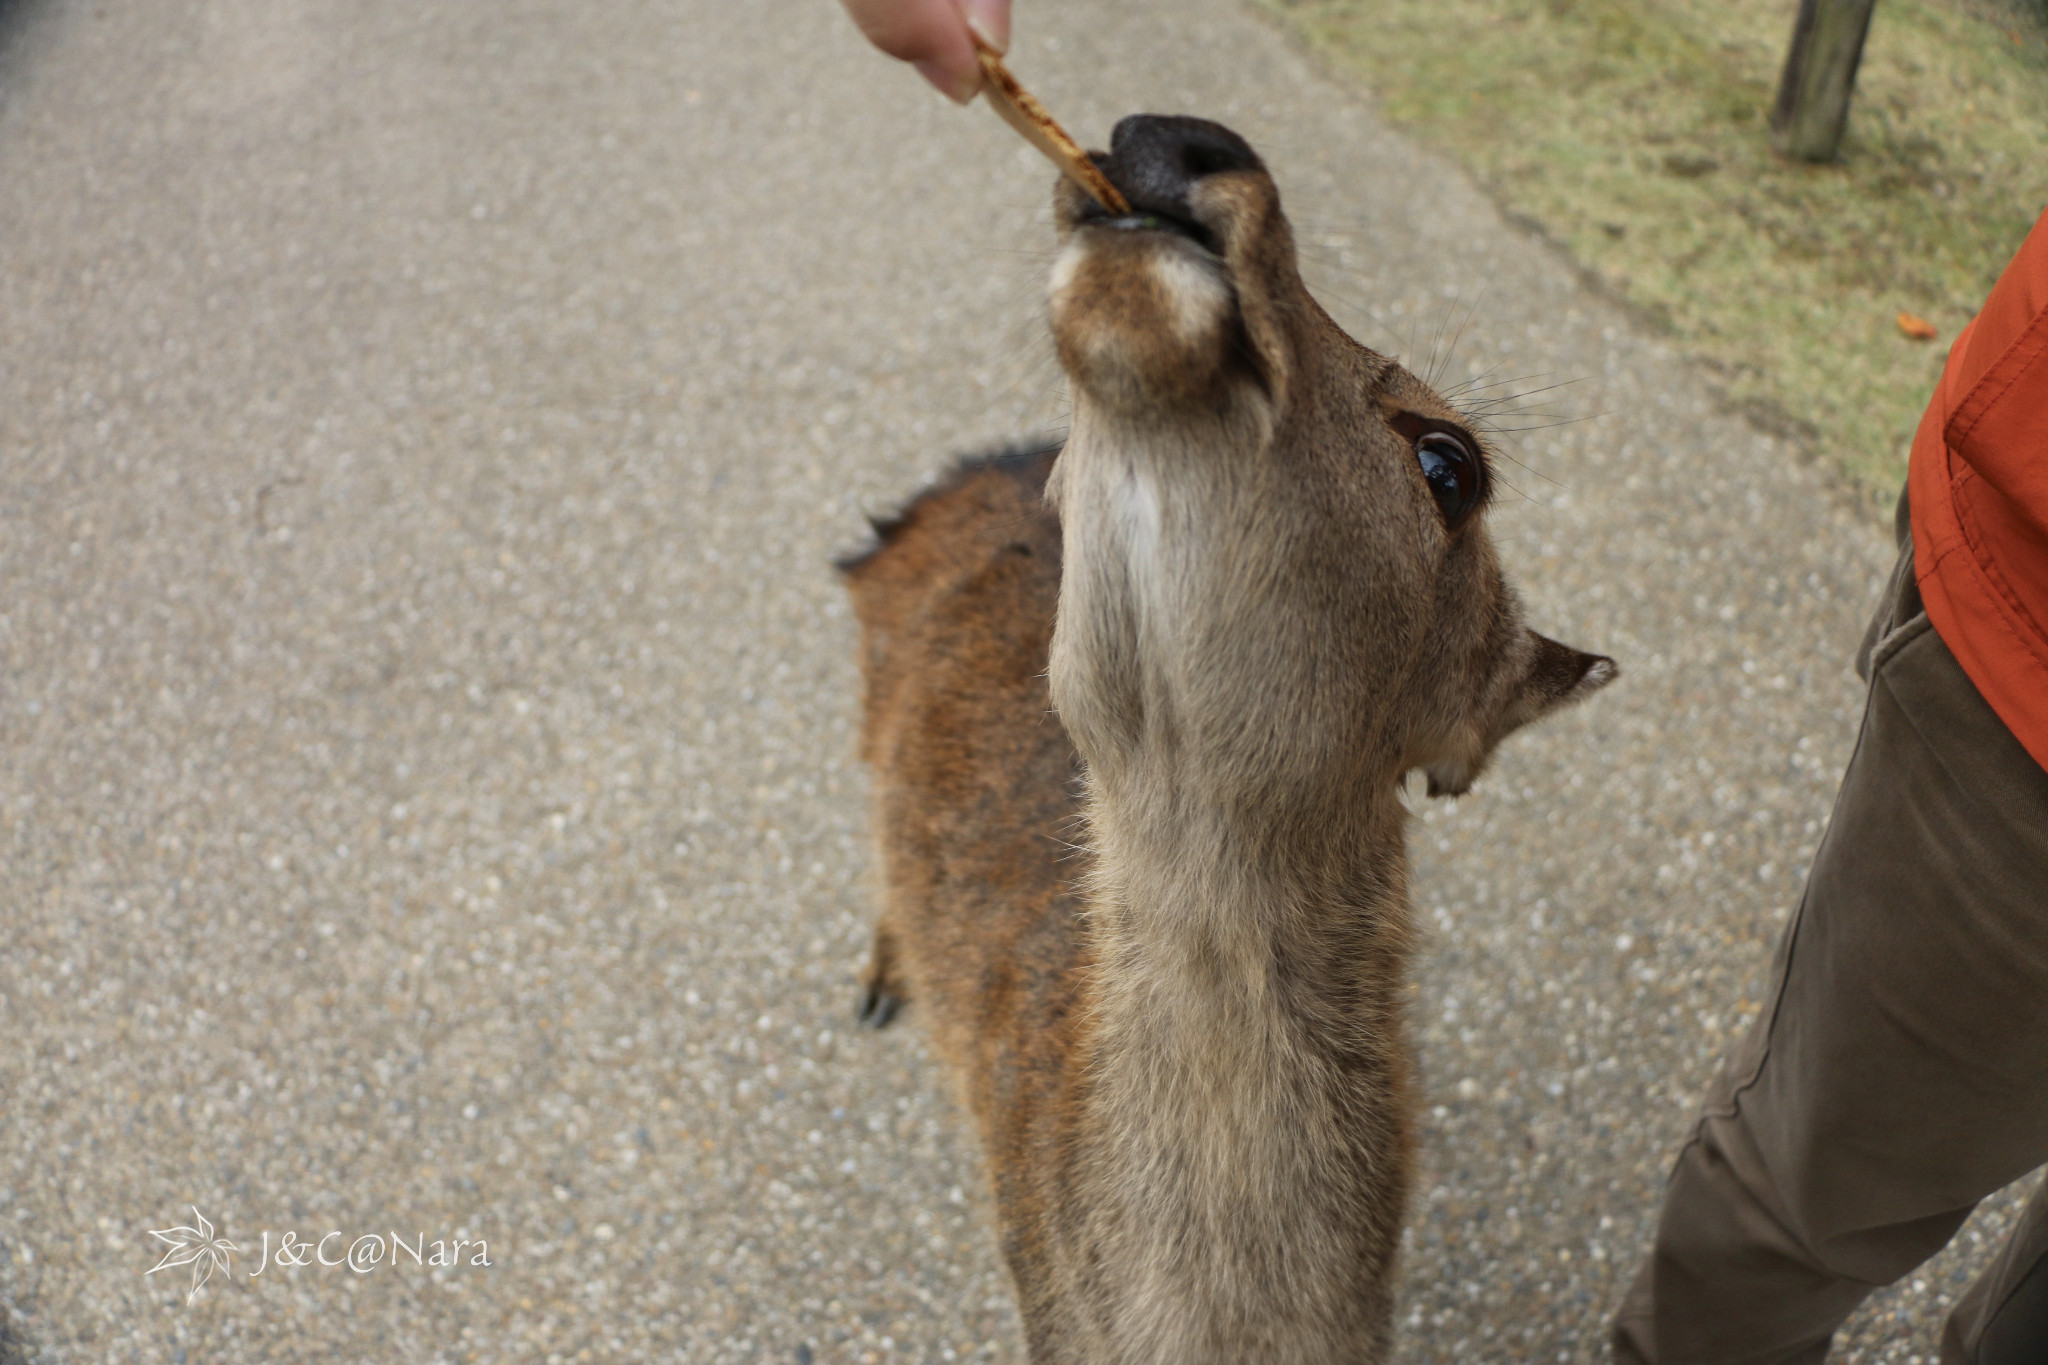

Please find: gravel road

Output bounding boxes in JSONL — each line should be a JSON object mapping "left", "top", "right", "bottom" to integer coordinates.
{"left": 1, "top": 0, "right": 2025, "bottom": 1360}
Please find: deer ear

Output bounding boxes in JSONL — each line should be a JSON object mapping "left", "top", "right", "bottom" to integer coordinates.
{"left": 1513, "top": 630, "right": 1617, "bottom": 722}
{"left": 1422, "top": 631, "right": 1615, "bottom": 798}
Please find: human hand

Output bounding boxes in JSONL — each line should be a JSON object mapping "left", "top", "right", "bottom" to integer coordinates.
{"left": 837, "top": 0, "right": 1011, "bottom": 104}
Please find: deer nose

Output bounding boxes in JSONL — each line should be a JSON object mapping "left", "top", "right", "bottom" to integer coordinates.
{"left": 1102, "top": 115, "right": 1263, "bottom": 219}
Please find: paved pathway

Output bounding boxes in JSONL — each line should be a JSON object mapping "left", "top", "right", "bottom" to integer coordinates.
{"left": 2, "top": 0, "right": 2018, "bottom": 1360}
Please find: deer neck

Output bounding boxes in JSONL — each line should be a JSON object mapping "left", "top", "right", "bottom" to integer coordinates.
{"left": 1046, "top": 408, "right": 1416, "bottom": 1354}
{"left": 1047, "top": 398, "right": 1415, "bottom": 924}
{"left": 1077, "top": 773, "right": 1414, "bottom": 1099}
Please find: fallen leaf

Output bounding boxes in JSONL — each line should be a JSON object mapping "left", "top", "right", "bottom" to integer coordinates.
{"left": 1897, "top": 312, "right": 1938, "bottom": 341}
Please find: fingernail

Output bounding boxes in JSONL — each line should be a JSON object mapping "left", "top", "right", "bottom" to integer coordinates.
{"left": 914, "top": 57, "right": 980, "bottom": 104}
{"left": 960, "top": 0, "right": 1009, "bottom": 54}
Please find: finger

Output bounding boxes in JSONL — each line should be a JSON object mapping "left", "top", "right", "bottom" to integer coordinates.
{"left": 959, "top": 0, "right": 1010, "bottom": 54}
{"left": 840, "top": 0, "right": 981, "bottom": 100}
{"left": 912, "top": 55, "right": 981, "bottom": 103}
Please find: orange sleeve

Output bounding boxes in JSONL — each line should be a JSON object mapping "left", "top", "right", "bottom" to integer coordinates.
{"left": 1909, "top": 207, "right": 2048, "bottom": 773}
{"left": 1942, "top": 210, "right": 2048, "bottom": 541}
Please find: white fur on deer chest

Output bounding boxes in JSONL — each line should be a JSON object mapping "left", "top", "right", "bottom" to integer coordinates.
{"left": 1114, "top": 460, "right": 1166, "bottom": 621}
{"left": 1048, "top": 428, "right": 1226, "bottom": 767}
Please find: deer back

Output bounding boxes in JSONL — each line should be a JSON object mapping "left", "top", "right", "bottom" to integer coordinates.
{"left": 840, "top": 445, "right": 1098, "bottom": 1335}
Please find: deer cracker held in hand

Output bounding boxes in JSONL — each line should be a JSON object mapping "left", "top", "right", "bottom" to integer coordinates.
{"left": 841, "top": 115, "right": 1615, "bottom": 1363}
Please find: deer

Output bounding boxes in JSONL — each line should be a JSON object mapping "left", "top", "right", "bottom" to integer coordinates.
{"left": 839, "top": 114, "right": 1615, "bottom": 1363}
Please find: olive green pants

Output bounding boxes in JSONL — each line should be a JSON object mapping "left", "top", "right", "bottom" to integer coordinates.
{"left": 1613, "top": 494, "right": 2048, "bottom": 1365}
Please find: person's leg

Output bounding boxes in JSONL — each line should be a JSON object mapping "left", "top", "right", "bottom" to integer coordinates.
{"left": 1613, "top": 501, "right": 2048, "bottom": 1365}
{"left": 1944, "top": 1179, "right": 2048, "bottom": 1365}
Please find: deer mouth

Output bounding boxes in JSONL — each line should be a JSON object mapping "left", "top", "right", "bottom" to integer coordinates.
{"left": 1071, "top": 201, "right": 1222, "bottom": 258}
{"left": 1054, "top": 114, "right": 1263, "bottom": 260}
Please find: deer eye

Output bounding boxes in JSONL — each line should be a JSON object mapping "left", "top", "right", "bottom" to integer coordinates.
{"left": 1415, "top": 432, "right": 1484, "bottom": 527}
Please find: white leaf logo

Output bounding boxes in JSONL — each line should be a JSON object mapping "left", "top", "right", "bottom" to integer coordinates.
{"left": 147, "top": 1207, "right": 237, "bottom": 1304}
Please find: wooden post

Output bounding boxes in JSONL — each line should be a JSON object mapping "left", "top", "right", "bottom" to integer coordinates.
{"left": 1771, "top": 0, "right": 1880, "bottom": 162}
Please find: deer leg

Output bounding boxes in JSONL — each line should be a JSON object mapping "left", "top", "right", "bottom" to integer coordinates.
{"left": 857, "top": 920, "right": 907, "bottom": 1029}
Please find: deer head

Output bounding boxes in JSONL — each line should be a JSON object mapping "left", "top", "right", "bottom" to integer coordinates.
{"left": 1044, "top": 115, "right": 1613, "bottom": 831}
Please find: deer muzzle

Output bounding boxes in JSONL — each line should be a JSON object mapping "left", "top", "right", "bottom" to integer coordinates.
{"left": 1049, "top": 115, "right": 1277, "bottom": 412}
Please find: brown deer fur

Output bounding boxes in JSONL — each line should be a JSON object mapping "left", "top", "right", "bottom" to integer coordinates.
{"left": 841, "top": 116, "right": 1614, "bottom": 1363}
